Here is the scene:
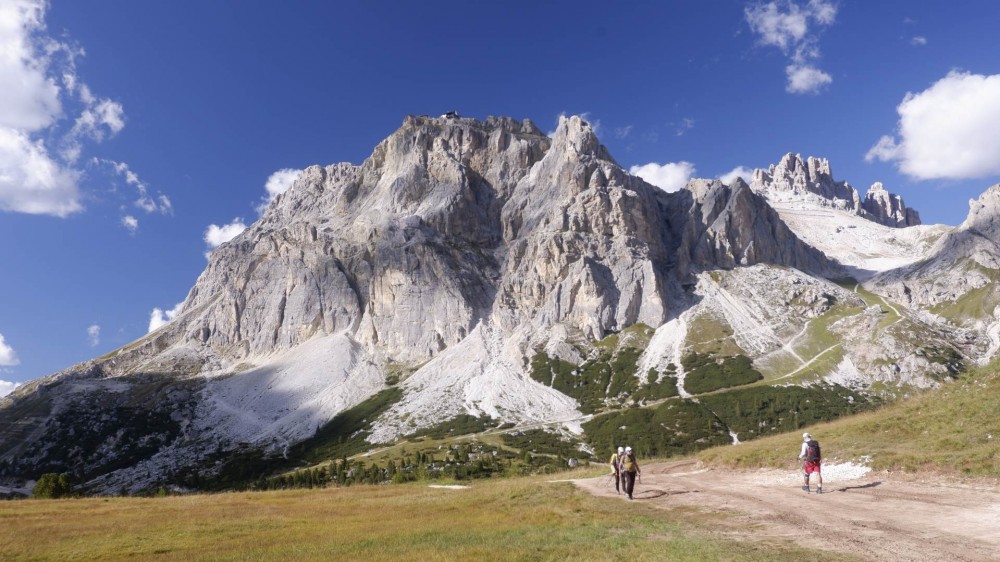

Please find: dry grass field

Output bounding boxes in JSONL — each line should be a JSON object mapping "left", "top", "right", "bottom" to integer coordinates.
{"left": 0, "top": 469, "right": 825, "bottom": 561}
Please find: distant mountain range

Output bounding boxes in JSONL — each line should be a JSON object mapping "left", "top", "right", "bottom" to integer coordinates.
{"left": 3, "top": 114, "right": 998, "bottom": 494}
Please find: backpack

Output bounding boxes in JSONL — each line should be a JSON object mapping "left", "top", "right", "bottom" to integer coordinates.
{"left": 805, "top": 440, "right": 821, "bottom": 462}
{"left": 621, "top": 453, "right": 636, "bottom": 473}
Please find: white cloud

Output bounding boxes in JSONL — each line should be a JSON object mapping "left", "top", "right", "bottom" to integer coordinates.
{"left": 629, "top": 161, "right": 696, "bottom": 193}
{"left": 68, "top": 99, "right": 124, "bottom": 145}
{"left": 0, "top": 127, "right": 81, "bottom": 216}
{"left": 911, "top": 36, "right": 927, "bottom": 46}
{"left": 148, "top": 302, "right": 183, "bottom": 333}
{"left": 745, "top": 0, "right": 837, "bottom": 94}
{"left": 0, "top": 333, "right": 19, "bottom": 367}
{"left": 0, "top": 0, "right": 61, "bottom": 132}
{"left": 614, "top": 125, "right": 633, "bottom": 139}
{"left": 745, "top": 2, "right": 810, "bottom": 50}
{"left": 865, "top": 71, "right": 1000, "bottom": 180}
{"left": 122, "top": 214, "right": 138, "bottom": 233}
{"left": 0, "top": 0, "right": 138, "bottom": 218}
{"left": 204, "top": 218, "right": 247, "bottom": 257}
{"left": 256, "top": 168, "right": 303, "bottom": 213}
{"left": 719, "top": 166, "right": 754, "bottom": 185}
{"left": 579, "top": 112, "right": 602, "bottom": 137}
{"left": 674, "top": 118, "right": 695, "bottom": 136}
{"left": 97, "top": 159, "right": 172, "bottom": 215}
{"left": 865, "top": 135, "right": 899, "bottom": 162}
{"left": 0, "top": 379, "right": 19, "bottom": 397}
{"left": 785, "top": 64, "right": 832, "bottom": 94}
{"left": 157, "top": 194, "right": 173, "bottom": 214}
{"left": 87, "top": 324, "right": 100, "bottom": 347}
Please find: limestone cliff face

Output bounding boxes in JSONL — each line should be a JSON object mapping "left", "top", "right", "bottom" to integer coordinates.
{"left": 751, "top": 153, "right": 859, "bottom": 205}
{"left": 157, "top": 116, "right": 836, "bottom": 365}
{"left": 492, "top": 116, "right": 675, "bottom": 339}
{"left": 0, "top": 114, "right": 845, "bottom": 492}
{"left": 676, "top": 178, "right": 836, "bottom": 277}
{"left": 751, "top": 153, "right": 920, "bottom": 227}
{"left": 861, "top": 182, "right": 921, "bottom": 227}
{"left": 179, "top": 116, "right": 547, "bottom": 363}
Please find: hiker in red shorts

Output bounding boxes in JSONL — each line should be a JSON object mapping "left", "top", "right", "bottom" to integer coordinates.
{"left": 798, "top": 432, "right": 823, "bottom": 494}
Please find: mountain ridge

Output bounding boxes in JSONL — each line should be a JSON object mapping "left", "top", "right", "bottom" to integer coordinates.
{"left": 1, "top": 114, "right": 996, "bottom": 494}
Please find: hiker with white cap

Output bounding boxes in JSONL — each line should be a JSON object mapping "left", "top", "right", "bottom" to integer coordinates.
{"left": 609, "top": 446, "right": 624, "bottom": 494}
{"left": 619, "top": 446, "right": 640, "bottom": 500}
{"left": 798, "top": 432, "right": 823, "bottom": 494}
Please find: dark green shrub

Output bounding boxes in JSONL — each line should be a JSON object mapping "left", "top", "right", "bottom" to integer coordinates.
{"left": 33, "top": 473, "right": 72, "bottom": 499}
{"left": 682, "top": 353, "right": 763, "bottom": 394}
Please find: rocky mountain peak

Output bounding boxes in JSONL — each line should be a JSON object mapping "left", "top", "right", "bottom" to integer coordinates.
{"left": 861, "top": 182, "right": 921, "bottom": 227}
{"left": 548, "top": 114, "right": 613, "bottom": 163}
{"left": 961, "top": 182, "right": 1000, "bottom": 235}
{"left": 750, "top": 153, "right": 920, "bottom": 228}
{"left": 1, "top": 113, "right": 894, "bottom": 494}
{"left": 677, "top": 178, "right": 837, "bottom": 276}
{"left": 751, "top": 152, "right": 858, "bottom": 204}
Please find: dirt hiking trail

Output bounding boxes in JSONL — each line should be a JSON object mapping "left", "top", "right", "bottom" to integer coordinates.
{"left": 574, "top": 460, "right": 1000, "bottom": 561}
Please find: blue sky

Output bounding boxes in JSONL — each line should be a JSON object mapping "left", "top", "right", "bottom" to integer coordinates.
{"left": 2, "top": 0, "right": 1000, "bottom": 391}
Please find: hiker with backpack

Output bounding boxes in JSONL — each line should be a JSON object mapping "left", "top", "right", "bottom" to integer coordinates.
{"left": 798, "top": 432, "right": 823, "bottom": 494}
{"left": 609, "top": 446, "right": 624, "bottom": 494}
{"left": 620, "top": 446, "right": 640, "bottom": 500}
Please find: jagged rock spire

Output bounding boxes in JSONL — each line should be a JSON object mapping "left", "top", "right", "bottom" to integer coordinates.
{"left": 750, "top": 152, "right": 920, "bottom": 227}
{"left": 861, "top": 182, "right": 921, "bottom": 227}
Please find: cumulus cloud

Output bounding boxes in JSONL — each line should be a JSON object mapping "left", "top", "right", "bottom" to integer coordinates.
{"left": 865, "top": 71, "right": 1000, "bottom": 180}
{"left": 0, "top": 379, "right": 19, "bottom": 397}
{"left": 629, "top": 161, "right": 696, "bottom": 193}
{"left": 911, "top": 36, "right": 927, "bottom": 46}
{"left": 0, "top": 0, "right": 154, "bottom": 220}
{"left": 63, "top": 99, "right": 125, "bottom": 162}
{"left": 0, "top": 128, "right": 81, "bottom": 216}
{"left": 87, "top": 324, "right": 100, "bottom": 347}
{"left": 0, "top": 333, "right": 19, "bottom": 367}
{"left": 204, "top": 218, "right": 247, "bottom": 258}
{"left": 0, "top": 0, "right": 60, "bottom": 132}
{"left": 785, "top": 64, "right": 833, "bottom": 94}
{"left": 745, "top": 0, "right": 837, "bottom": 94}
{"left": 148, "top": 302, "right": 183, "bottom": 333}
{"left": 719, "top": 166, "right": 755, "bottom": 185}
{"left": 122, "top": 214, "right": 138, "bottom": 233}
{"left": 256, "top": 168, "right": 302, "bottom": 213}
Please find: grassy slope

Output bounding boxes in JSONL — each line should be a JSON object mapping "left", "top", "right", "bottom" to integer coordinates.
{"left": 698, "top": 361, "right": 1000, "bottom": 478}
{"left": 0, "top": 471, "right": 827, "bottom": 561}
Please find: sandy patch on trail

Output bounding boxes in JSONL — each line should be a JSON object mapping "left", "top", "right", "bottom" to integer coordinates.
{"left": 573, "top": 460, "right": 1000, "bottom": 562}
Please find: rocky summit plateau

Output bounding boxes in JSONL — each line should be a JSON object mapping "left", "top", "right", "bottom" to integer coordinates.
{"left": 2, "top": 114, "right": 998, "bottom": 495}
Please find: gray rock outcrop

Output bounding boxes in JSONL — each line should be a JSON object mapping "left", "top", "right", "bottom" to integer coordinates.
{"left": 159, "top": 116, "right": 838, "bottom": 363}
{"left": 751, "top": 153, "right": 921, "bottom": 227}
{"left": 870, "top": 183, "right": 1000, "bottom": 310}
{"left": 675, "top": 178, "right": 837, "bottom": 277}
{"left": 861, "top": 182, "right": 921, "bottom": 227}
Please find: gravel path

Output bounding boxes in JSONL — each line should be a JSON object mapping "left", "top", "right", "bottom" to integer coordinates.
{"left": 573, "top": 460, "right": 1000, "bottom": 561}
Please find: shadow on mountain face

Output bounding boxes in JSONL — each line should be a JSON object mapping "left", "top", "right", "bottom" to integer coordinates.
{"left": 0, "top": 116, "right": 872, "bottom": 494}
